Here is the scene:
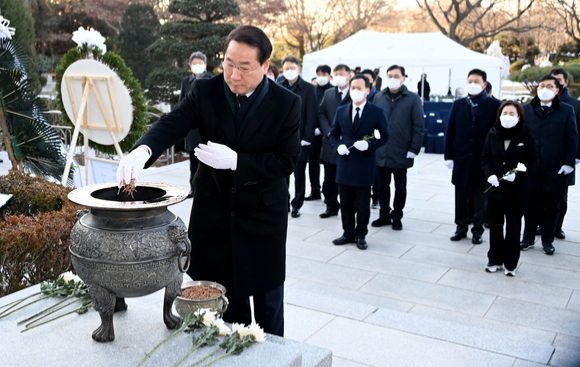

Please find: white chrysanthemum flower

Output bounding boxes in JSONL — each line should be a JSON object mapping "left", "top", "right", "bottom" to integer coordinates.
{"left": 516, "top": 163, "right": 527, "bottom": 172}
{"left": 193, "top": 308, "right": 218, "bottom": 327}
{"left": 374, "top": 129, "right": 381, "bottom": 139}
{"left": 211, "top": 318, "right": 231, "bottom": 336}
{"left": 247, "top": 322, "right": 266, "bottom": 343}
{"left": 231, "top": 322, "right": 250, "bottom": 337}
{"left": 72, "top": 27, "right": 107, "bottom": 54}
{"left": 60, "top": 271, "right": 82, "bottom": 283}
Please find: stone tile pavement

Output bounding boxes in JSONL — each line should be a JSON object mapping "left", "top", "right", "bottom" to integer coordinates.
{"left": 1, "top": 150, "right": 579, "bottom": 367}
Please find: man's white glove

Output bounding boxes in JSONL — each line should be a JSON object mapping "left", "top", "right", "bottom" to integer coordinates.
{"left": 315, "top": 128, "right": 322, "bottom": 136}
{"left": 353, "top": 140, "right": 369, "bottom": 151}
{"left": 576, "top": 159, "right": 580, "bottom": 165}
{"left": 116, "top": 146, "right": 150, "bottom": 186}
{"left": 406, "top": 151, "right": 417, "bottom": 159}
{"left": 504, "top": 172, "right": 516, "bottom": 182}
{"left": 445, "top": 160, "right": 454, "bottom": 170}
{"left": 194, "top": 141, "right": 237, "bottom": 170}
{"left": 558, "top": 165, "right": 574, "bottom": 175}
{"left": 301, "top": 140, "right": 311, "bottom": 146}
{"left": 337, "top": 144, "right": 350, "bottom": 155}
{"left": 487, "top": 175, "right": 500, "bottom": 187}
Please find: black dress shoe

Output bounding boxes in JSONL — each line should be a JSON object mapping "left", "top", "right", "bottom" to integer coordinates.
{"left": 450, "top": 232, "right": 467, "bottom": 241}
{"left": 371, "top": 218, "right": 391, "bottom": 227}
{"left": 332, "top": 236, "right": 355, "bottom": 245}
{"left": 472, "top": 234, "right": 483, "bottom": 245}
{"left": 356, "top": 238, "right": 368, "bottom": 250}
{"left": 305, "top": 192, "right": 321, "bottom": 201}
{"left": 187, "top": 190, "right": 194, "bottom": 199}
{"left": 392, "top": 220, "right": 403, "bottom": 230}
{"left": 555, "top": 230, "right": 565, "bottom": 240}
{"left": 291, "top": 208, "right": 301, "bottom": 218}
{"left": 542, "top": 243, "right": 555, "bottom": 255}
{"left": 320, "top": 210, "right": 338, "bottom": 218}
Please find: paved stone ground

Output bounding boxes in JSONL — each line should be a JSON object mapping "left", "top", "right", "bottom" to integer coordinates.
{"left": 1, "top": 150, "right": 579, "bottom": 367}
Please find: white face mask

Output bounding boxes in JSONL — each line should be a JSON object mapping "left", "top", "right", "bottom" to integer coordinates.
{"left": 466, "top": 83, "right": 483, "bottom": 96}
{"left": 192, "top": 64, "right": 206, "bottom": 75}
{"left": 283, "top": 69, "right": 299, "bottom": 81}
{"left": 267, "top": 74, "right": 275, "bottom": 81}
{"left": 334, "top": 75, "right": 348, "bottom": 88}
{"left": 500, "top": 115, "right": 519, "bottom": 129}
{"left": 316, "top": 76, "right": 329, "bottom": 86}
{"left": 350, "top": 89, "right": 367, "bottom": 104}
{"left": 537, "top": 88, "right": 556, "bottom": 102}
{"left": 386, "top": 78, "right": 402, "bottom": 90}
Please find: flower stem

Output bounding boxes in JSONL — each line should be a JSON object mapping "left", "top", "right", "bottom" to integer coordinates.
{"left": 199, "top": 352, "right": 232, "bottom": 367}
{"left": 22, "top": 298, "right": 79, "bottom": 327}
{"left": 187, "top": 348, "right": 220, "bottom": 367}
{"left": 0, "top": 294, "right": 55, "bottom": 319}
{"left": 136, "top": 329, "right": 183, "bottom": 367}
{"left": 0, "top": 291, "right": 42, "bottom": 311}
{"left": 21, "top": 307, "right": 79, "bottom": 333}
{"left": 171, "top": 345, "right": 201, "bottom": 367}
{"left": 17, "top": 295, "right": 75, "bottom": 325}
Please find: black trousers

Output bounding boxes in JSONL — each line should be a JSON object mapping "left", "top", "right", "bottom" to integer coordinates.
{"left": 223, "top": 284, "right": 284, "bottom": 337}
{"left": 322, "top": 160, "right": 340, "bottom": 212}
{"left": 339, "top": 184, "right": 371, "bottom": 239}
{"left": 487, "top": 197, "right": 525, "bottom": 271}
{"left": 376, "top": 167, "right": 407, "bottom": 221}
{"left": 455, "top": 186, "right": 485, "bottom": 235}
{"left": 556, "top": 186, "right": 568, "bottom": 231}
{"left": 308, "top": 135, "right": 322, "bottom": 193}
{"left": 189, "top": 153, "right": 199, "bottom": 192}
{"left": 371, "top": 173, "right": 379, "bottom": 203}
{"left": 291, "top": 160, "right": 308, "bottom": 210}
{"left": 523, "top": 189, "right": 561, "bottom": 245}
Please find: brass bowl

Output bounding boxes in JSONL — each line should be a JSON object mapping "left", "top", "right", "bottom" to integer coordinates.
{"left": 175, "top": 280, "right": 229, "bottom": 318}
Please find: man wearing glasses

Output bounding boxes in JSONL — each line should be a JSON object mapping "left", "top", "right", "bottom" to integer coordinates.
{"left": 117, "top": 25, "right": 301, "bottom": 336}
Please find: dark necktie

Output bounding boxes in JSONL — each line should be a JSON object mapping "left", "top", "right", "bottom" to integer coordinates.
{"left": 353, "top": 107, "right": 360, "bottom": 129}
{"left": 541, "top": 105, "right": 548, "bottom": 114}
{"left": 338, "top": 91, "right": 343, "bottom": 101}
{"left": 237, "top": 95, "right": 248, "bottom": 107}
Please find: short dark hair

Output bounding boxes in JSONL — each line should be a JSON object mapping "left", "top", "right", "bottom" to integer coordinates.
{"left": 497, "top": 101, "right": 525, "bottom": 123}
{"left": 350, "top": 74, "right": 370, "bottom": 89}
{"left": 316, "top": 65, "right": 331, "bottom": 74}
{"left": 550, "top": 68, "right": 569, "bottom": 82}
{"left": 282, "top": 55, "right": 300, "bottom": 67}
{"left": 268, "top": 64, "right": 279, "bottom": 80}
{"left": 539, "top": 74, "right": 562, "bottom": 90}
{"left": 387, "top": 64, "right": 406, "bottom": 77}
{"left": 485, "top": 81, "right": 492, "bottom": 94}
{"left": 334, "top": 64, "right": 351, "bottom": 73}
{"left": 468, "top": 69, "right": 487, "bottom": 82}
{"left": 223, "top": 25, "right": 272, "bottom": 65}
{"left": 361, "top": 69, "right": 377, "bottom": 83}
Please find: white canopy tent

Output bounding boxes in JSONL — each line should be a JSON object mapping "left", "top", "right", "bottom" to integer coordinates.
{"left": 302, "top": 31, "right": 505, "bottom": 98}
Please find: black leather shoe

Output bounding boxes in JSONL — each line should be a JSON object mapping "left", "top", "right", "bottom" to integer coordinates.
{"left": 356, "top": 238, "right": 368, "bottom": 250}
{"left": 187, "top": 190, "right": 194, "bottom": 199}
{"left": 371, "top": 218, "right": 391, "bottom": 227}
{"left": 392, "top": 220, "right": 403, "bottom": 230}
{"left": 320, "top": 210, "right": 338, "bottom": 218}
{"left": 305, "top": 192, "right": 321, "bottom": 201}
{"left": 472, "top": 234, "right": 483, "bottom": 245}
{"left": 543, "top": 243, "right": 555, "bottom": 255}
{"left": 333, "top": 236, "right": 355, "bottom": 245}
{"left": 555, "top": 230, "right": 565, "bottom": 240}
{"left": 520, "top": 241, "right": 534, "bottom": 251}
{"left": 450, "top": 232, "right": 467, "bottom": 241}
{"left": 291, "top": 208, "right": 301, "bottom": 218}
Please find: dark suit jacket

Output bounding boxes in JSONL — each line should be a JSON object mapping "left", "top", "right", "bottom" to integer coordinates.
{"left": 134, "top": 74, "right": 301, "bottom": 297}
{"left": 319, "top": 87, "right": 352, "bottom": 164}
{"left": 179, "top": 71, "right": 212, "bottom": 151}
{"left": 278, "top": 76, "right": 318, "bottom": 161}
{"left": 329, "top": 102, "right": 389, "bottom": 187}
{"left": 560, "top": 88, "right": 580, "bottom": 185}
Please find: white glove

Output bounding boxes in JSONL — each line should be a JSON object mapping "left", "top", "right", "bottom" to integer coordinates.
{"left": 301, "top": 140, "right": 311, "bottom": 146}
{"left": 487, "top": 175, "right": 500, "bottom": 187}
{"left": 406, "top": 151, "right": 417, "bottom": 159}
{"left": 353, "top": 140, "right": 369, "bottom": 151}
{"left": 558, "top": 165, "right": 574, "bottom": 175}
{"left": 315, "top": 128, "right": 322, "bottom": 136}
{"left": 503, "top": 172, "right": 516, "bottom": 182}
{"left": 445, "top": 160, "right": 454, "bottom": 170}
{"left": 576, "top": 159, "right": 580, "bottom": 165}
{"left": 337, "top": 144, "right": 350, "bottom": 155}
{"left": 116, "top": 146, "right": 150, "bottom": 186}
{"left": 194, "top": 141, "right": 237, "bottom": 170}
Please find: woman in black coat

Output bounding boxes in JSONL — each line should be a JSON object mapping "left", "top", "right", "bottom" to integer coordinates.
{"left": 481, "top": 101, "right": 538, "bottom": 276}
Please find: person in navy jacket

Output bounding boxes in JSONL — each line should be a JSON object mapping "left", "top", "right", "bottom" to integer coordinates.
{"left": 329, "top": 74, "right": 389, "bottom": 250}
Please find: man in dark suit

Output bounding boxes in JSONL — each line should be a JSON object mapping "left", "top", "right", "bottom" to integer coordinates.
{"left": 444, "top": 69, "right": 502, "bottom": 245}
{"left": 180, "top": 52, "right": 213, "bottom": 198}
{"left": 278, "top": 55, "right": 317, "bottom": 217}
{"left": 117, "top": 26, "right": 300, "bottom": 336}
{"left": 319, "top": 64, "right": 352, "bottom": 218}
{"left": 329, "top": 74, "right": 389, "bottom": 249}
{"left": 361, "top": 69, "right": 378, "bottom": 102}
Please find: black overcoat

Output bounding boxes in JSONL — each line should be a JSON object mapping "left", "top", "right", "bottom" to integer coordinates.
{"left": 319, "top": 87, "right": 352, "bottom": 164}
{"left": 481, "top": 123, "right": 538, "bottom": 200}
{"left": 179, "top": 71, "right": 212, "bottom": 151}
{"left": 134, "top": 74, "right": 301, "bottom": 297}
{"left": 559, "top": 88, "right": 580, "bottom": 185}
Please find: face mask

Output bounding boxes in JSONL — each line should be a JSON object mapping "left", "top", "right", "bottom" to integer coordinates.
{"left": 386, "top": 78, "right": 402, "bottom": 90}
{"left": 316, "top": 76, "right": 329, "bottom": 86}
{"left": 500, "top": 115, "right": 519, "bottom": 129}
{"left": 334, "top": 76, "right": 348, "bottom": 88}
{"left": 537, "top": 88, "right": 556, "bottom": 102}
{"left": 466, "top": 83, "right": 483, "bottom": 95}
{"left": 267, "top": 74, "right": 275, "bottom": 81}
{"left": 350, "top": 89, "right": 367, "bottom": 104}
{"left": 192, "top": 64, "right": 206, "bottom": 75}
{"left": 283, "top": 69, "right": 298, "bottom": 81}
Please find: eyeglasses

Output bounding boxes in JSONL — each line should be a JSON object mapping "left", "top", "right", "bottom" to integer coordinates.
{"left": 222, "top": 61, "right": 260, "bottom": 75}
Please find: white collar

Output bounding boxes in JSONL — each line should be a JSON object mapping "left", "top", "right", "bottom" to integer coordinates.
{"left": 238, "top": 90, "right": 255, "bottom": 98}
{"left": 541, "top": 101, "right": 552, "bottom": 107}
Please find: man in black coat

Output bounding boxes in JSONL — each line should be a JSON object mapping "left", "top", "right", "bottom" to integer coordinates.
{"left": 329, "top": 75, "right": 389, "bottom": 250}
{"left": 278, "top": 56, "right": 318, "bottom": 217}
{"left": 550, "top": 68, "right": 580, "bottom": 240}
{"left": 319, "top": 64, "right": 352, "bottom": 218}
{"left": 444, "top": 69, "right": 502, "bottom": 245}
{"left": 117, "top": 26, "right": 300, "bottom": 336}
{"left": 180, "top": 52, "right": 213, "bottom": 198}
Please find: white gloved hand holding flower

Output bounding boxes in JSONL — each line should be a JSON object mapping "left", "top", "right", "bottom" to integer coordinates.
{"left": 195, "top": 141, "right": 238, "bottom": 170}
{"left": 353, "top": 140, "right": 369, "bottom": 151}
{"left": 487, "top": 175, "right": 500, "bottom": 187}
{"left": 503, "top": 172, "right": 516, "bottom": 182}
{"left": 337, "top": 144, "right": 350, "bottom": 155}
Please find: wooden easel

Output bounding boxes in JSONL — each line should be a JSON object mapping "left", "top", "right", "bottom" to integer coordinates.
{"left": 61, "top": 75, "right": 125, "bottom": 186}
